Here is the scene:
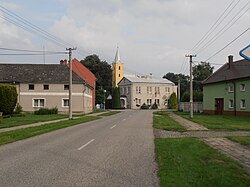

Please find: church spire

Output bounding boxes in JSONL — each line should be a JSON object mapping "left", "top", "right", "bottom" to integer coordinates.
{"left": 113, "top": 45, "right": 121, "bottom": 63}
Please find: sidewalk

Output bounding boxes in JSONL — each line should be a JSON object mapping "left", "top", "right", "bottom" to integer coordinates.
{"left": 0, "top": 111, "right": 109, "bottom": 133}
{"left": 156, "top": 112, "right": 250, "bottom": 171}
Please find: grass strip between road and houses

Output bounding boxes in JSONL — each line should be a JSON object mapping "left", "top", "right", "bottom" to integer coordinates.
{"left": 153, "top": 111, "right": 186, "bottom": 131}
{"left": 97, "top": 111, "right": 121, "bottom": 117}
{"left": 0, "top": 116, "right": 101, "bottom": 146}
{"left": 155, "top": 138, "right": 250, "bottom": 187}
{"left": 176, "top": 112, "right": 250, "bottom": 131}
{"left": 227, "top": 136, "right": 250, "bottom": 148}
{"left": 0, "top": 114, "right": 68, "bottom": 129}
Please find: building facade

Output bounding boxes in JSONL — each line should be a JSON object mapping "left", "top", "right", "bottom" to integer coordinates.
{"left": 118, "top": 75, "right": 177, "bottom": 109}
{"left": 0, "top": 64, "right": 94, "bottom": 114}
{"left": 203, "top": 56, "right": 250, "bottom": 116}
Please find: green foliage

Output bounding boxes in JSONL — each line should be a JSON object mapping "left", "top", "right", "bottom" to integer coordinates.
{"left": 193, "top": 62, "right": 213, "bottom": 91}
{"left": 80, "top": 55, "right": 112, "bottom": 104}
{"left": 181, "top": 90, "right": 203, "bottom": 102}
{"left": 13, "top": 103, "right": 23, "bottom": 114}
{"left": 151, "top": 102, "right": 158, "bottom": 109}
{"left": 34, "top": 107, "right": 58, "bottom": 115}
{"left": 96, "top": 89, "right": 105, "bottom": 105}
{"left": 168, "top": 93, "right": 177, "bottom": 109}
{"left": 0, "top": 117, "right": 2, "bottom": 124}
{"left": 0, "top": 84, "right": 18, "bottom": 115}
{"left": 112, "top": 87, "right": 121, "bottom": 109}
{"left": 141, "top": 103, "right": 149, "bottom": 109}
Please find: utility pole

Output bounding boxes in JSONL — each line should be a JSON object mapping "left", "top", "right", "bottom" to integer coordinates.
{"left": 178, "top": 79, "right": 181, "bottom": 111}
{"left": 66, "top": 47, "right": 76, "bottom": 120}
{"left": 185, "top": 54, "right": 196, "bottom": 118}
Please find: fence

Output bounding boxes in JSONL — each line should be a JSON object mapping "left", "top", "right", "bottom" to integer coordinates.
{"left": 179, "top": 102, "right": 203, "bottom": 112}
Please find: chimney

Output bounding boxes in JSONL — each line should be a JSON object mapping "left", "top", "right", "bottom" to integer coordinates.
{"left": 228, "top": 55, "right": 233, "bottom": 69}
{"left": 60, "top": 59, "right": 68, "bottom": 65}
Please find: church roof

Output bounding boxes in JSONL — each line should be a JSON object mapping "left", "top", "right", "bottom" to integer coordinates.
{"left": 113, "top": 46, "right": 122, "bottom": 64}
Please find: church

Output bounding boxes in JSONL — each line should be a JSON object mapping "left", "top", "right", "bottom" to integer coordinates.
{"left": 112, "top": 47, "right": 177, "bottom": 109}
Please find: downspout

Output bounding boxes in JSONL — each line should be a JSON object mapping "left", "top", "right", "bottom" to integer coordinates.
{"left": 233, "top": 81, "right": 236, "bottom": 116}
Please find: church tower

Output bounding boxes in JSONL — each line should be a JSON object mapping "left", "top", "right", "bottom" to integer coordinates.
{"left": 112, "top": 46, "right": 124, "bottom": 88}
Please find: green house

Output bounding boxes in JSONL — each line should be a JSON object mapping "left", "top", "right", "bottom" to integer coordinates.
{"left": 203, "top": 56, "right": 250, "bottom": 116}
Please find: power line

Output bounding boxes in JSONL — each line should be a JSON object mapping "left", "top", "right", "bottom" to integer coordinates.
{"left": 0, "top": 47, "right": 68, "bottom": 53}
{"left": 205, "top": 26, "right": 250, "bottom": 61}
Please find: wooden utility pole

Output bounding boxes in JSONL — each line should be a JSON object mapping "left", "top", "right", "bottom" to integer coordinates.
{"left": 66, "top": 47, "right": 76, "bottom": 120}
{"left": 185, "top": 54, "right": 196, "bottom": 118}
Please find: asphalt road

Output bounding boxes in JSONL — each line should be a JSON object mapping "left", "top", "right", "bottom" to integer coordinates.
{"left": 0, "top": 110, "right": 159, "bottom": 187}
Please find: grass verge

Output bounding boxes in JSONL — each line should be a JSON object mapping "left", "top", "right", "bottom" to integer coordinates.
{"left": 0, "top": 116, "right": 101, "bottom": 146}
{"left": 0, "top": 114, "right": 68, "bottom": 129}
{"left": 176, "top": 112, "right": 250, "bottom": 131}
{"left": 97, "top": 111, "right": 121, "bottom": 117}
{"left": 153, "top": 111, "right": 186, "bottom": 131}
{"left": 155, "top": 138, "right": 250, "bottom": 187}
{"left": 227, "top": 136, "right": 250, "bottom": 148}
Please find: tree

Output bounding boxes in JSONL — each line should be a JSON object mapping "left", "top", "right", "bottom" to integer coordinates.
{"left": 0, "top": 85, "right": 18, "bottom": 115}
{"left": 80, "top": 54, "right": 112, "bottom": 104}
{"left": 112, "top": 87, "right": 121, "bottom": 109}
{"left": 163, "top": 73, "right": 189, "bottom": 99}
{"left": 168, "top": 93, "right": 177, "bottom": 109}
{"left": 193, "top": 62, "right": 213, "bottom": 91}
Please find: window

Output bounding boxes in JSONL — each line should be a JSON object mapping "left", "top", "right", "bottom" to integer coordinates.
{"left": 119, "top": 74, "right": 121, "bottom": 77}
{"left": 228, "top": 99, "right": 234, "bottom": 108}
{"left": 228, "top": 85, "right": 234, "bottom": 92}
{"left": 240, "top": 84, "right": 246, "bottom": 91}
{"left": 64, "top": 85, "right": 69, "bottom": 90}
{"left": 135, "top": 98, "right": 141, "bottom": 105}
{"left": 119, "top": 66, "right": 121, "bottom": 70}
{"left": 43, "top": 84, "right": 49, "bottom": 90}
{"left": 29, "top": 84, "right": 34, "bottom": 90}
{"left": 147, "top": 99, "right": 152, "bottom": 106}
{"left": 120, "top": 87, "right": 123, "bottom": 94}
{"left": 155, "top": 99, "right": 160, "bottom": 106}
{"left": 165, "top": 87, "right": 170, "bottom": 93}
{"left": 147, "top": 87, "right": 152, "bottom": 94}
{"left": 124, "top": 87, "right": 127, "bottom": 94}
{"left": 136, "top": 86, "right": 141, "bottom": 94}
{"left": 240, "top": 99, "right": 246, "bottom": 109}
{"left": 33, "top": 99, "right": 45, "bottom": 107}
{"left": 62, "top": 99, "right": 69, "bottom": 107}
{"left": 127, "top": 87, "right": 130, "bottom": 94}
{"left": 155, "top": 87, "right": 160, "bottom": 94}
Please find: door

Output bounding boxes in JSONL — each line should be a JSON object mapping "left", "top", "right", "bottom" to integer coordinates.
{"left": 215, "top": 98, "right": 224, "bottom": 115}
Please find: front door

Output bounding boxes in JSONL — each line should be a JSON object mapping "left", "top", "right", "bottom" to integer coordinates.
{"left": 215, "top": 98, "right": 224, "bottom": 115}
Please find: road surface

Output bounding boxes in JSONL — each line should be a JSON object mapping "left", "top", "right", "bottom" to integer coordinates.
{"left": 0, "top": 110, "right": 159, "bottom": 187}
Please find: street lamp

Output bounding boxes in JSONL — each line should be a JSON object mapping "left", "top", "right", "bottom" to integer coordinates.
{"left": 104, "top": 90, "right": 106, "bottom": 110}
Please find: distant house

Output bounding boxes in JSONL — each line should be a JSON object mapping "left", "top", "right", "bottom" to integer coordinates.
{"left": 60, "top": 58, "right": 96, "bottom": 109}
{"left": 203, "top": 56, "right": 250, "bottom": 116}
{"left": 118, "top": 75, "right": 177, "bottom": 109}
{"left": 0, "top": 63, "right": 94, "bottom": 113}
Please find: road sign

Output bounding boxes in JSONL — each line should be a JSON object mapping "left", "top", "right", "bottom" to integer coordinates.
{"left": 240, "top": 45, "right": 250, "bottom": 61}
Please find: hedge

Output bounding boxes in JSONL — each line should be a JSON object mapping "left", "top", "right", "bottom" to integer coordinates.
{"left": 0, "top": 84, "right": 18, "bottom": 115}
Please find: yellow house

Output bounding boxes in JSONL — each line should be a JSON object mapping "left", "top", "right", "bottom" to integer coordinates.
{"left": 112, "top": 47, "right": 124, "bottom": 88}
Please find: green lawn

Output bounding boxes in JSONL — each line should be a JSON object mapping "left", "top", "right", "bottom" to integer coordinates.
{"left": 0, "top": 114, "right": 68, "bottom": 129}
{"left": 153, "top": 111, "right": 186, "bottom": 131}
{"left": 228, "top": 136, "right": 250, "bottom": 147}
{"left": 155, "top": 138, "right": 250, "bottom": 187}
{"left": 97, "top": 111, "right": 121, "bottom": 117}
{"left": 177, "top": 112, "right": 250, "bottom": 131}
{"left": 0, "top": 116, "right": 101, "bottom": 146}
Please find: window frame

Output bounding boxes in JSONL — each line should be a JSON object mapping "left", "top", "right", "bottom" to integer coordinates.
{"left": 240, "top": 99, "right": 246, "bottom": 109}
{"left": 240, "top": 84, "right": 246, "bottom": 92}
{"left": 64, "top": 84, "right": 69, "bottom": 90}
{"left": 33, "top": 98, "right": 45, "bottom": 108}
{"left": 62, "top": 98, "right": 69, "bottom": 108}
{"left": 43, "top": 84, "right": 49, "bottom": 90}
{"left": 228, "top": 99, "right": 234, "bottom": 109}
{"left": 29, "top": 84, "right": 35, "bottom": 90}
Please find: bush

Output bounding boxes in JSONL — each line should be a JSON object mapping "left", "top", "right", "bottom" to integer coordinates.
{"left": 34, "top": 107, "right": 58, "bottom": 115}
{"left": 13, "top": 103, "right": 23, "bottom": 114}
{"left": 168, "top": 93, "right": 178, "bottom": 109}
{"left": 0, "top": 117, "right": 2, "bottom": 124}
{"left": 141, "top": 103, "right": 149, "bottom": 109}
{"left": 0, "top": 84, "right": 18, "bottom": 115}
{"left": 112, "top": 87, "right": 121, "bottom": 109}
{"left": 151, "top": 102, "right": 158, "bottom": 109}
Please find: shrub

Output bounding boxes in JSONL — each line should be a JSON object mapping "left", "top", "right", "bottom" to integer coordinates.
{"left": 34, "top": 107, "right": 58, "bottom": 115}
{"left": 0, "top": 117, "right": 2, "bottom": 124}
{"left": 151, "top": 102, "right": 158, "bottom": 109}
{"left": 112, "top": 87, "right": 121, "bottom": 109}
{"left": 0, "top": 84, "right": 18, "bottom": 115}
{"left": 168, "top": 93, "right": 178, "bottom": 109}
{"left": 13, "top": 103, "right": 23, "bottom": 114}
{"left": 141, "top": 103, "right": 149, "bottom": 109}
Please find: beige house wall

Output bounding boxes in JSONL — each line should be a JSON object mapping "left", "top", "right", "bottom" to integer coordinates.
{"left": 12, "top": 83, "right": 93, "bottom": 113}
{"left": 119, "top": 81, "right": 177, "bottom": 109}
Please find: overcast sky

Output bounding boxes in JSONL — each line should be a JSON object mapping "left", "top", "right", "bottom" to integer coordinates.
{"left": 0, "top": 0, "right": 249, "bottom": 77}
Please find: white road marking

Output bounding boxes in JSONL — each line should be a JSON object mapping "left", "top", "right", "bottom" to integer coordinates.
{"left": 77, "top": 139, "right": 95, "bottom": 150}
{"left": 110, "top": 124, "right": 117, "bottom": 129}
{"left": 123, "top": 119, "right": 126, "bottom": 121}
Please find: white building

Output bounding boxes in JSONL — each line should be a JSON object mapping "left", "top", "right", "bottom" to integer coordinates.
{"left": 118, "top": 75, "right": 177, "bottom": 109}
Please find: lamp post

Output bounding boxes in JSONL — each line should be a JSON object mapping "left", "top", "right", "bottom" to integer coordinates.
{"left": 104, "top": 90, "right": 106, "bottom": 110}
